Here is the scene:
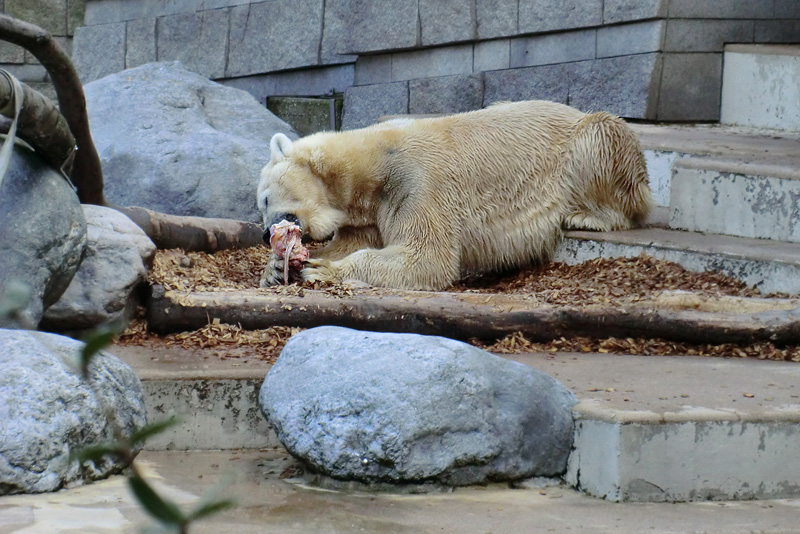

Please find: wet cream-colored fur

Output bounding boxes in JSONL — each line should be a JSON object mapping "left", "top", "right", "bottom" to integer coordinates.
{"left": 257, "top": 100, "right": 653, "bottom": 290}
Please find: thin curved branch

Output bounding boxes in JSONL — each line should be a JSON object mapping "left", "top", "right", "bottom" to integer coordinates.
{"left": 0, "top": 14, "right": 106, "bottom": 205}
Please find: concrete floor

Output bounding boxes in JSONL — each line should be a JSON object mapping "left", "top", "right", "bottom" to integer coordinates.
{"left": 2, "top": 449, "right": 800, "bottom": 534}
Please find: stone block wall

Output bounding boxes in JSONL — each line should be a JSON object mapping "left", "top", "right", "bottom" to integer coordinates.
{"left": 0, "top": 0, "right": 86, "bottom": 102}
{"left": 70, "top": 0, "right": 800, "bottom": 130}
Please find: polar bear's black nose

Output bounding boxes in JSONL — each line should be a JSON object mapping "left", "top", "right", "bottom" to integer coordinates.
{"left": 269, "top": 213, "right": 300, "bottom": 228}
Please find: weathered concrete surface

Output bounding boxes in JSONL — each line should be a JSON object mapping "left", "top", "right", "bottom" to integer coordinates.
{"left": 630, "top": 122, "right": 800, "bottom": 209}
{"left": 556, "top": 227, "right": 800, "bottom": 294}
{"left": 108, "top": 343, "right": 800, "bottom": 503}
{"left": 670, "top": 157, "right": 800, "bottom": 242}
{"left": 3, "top": 449, "right": 800, "bottom": 534}
{"left": 721, "top": 44, "right": 800, "bottom": 131}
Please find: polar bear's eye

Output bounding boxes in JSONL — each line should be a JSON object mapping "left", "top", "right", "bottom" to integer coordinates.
{"left": 257, "top": 189, "right": 270, "bottom": 212}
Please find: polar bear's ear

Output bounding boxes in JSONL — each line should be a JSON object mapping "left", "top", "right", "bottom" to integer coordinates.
{"left": 270, "top": 133, "right": 293, "bottom": 162}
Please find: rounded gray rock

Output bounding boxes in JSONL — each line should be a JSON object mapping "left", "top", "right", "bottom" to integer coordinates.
{"left": 84, "top": 61, "right": 297, "bottom": 222}
{"left": 0, "top": 329, "right": 147, "bottom": 495}
{"left": 259, "top": 327, "right": 577, "bottom": 486}
{"left": 0, "top": 146, "right": 86, "bottom": 329}
{"left": 41, "top": 205, "right": 156, "bottom": 335}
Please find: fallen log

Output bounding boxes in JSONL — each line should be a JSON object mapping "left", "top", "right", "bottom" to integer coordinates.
{"left": 146, "top": 285, "right": 800, "bottom": 345}
{"left": 116, "top": 206, "right": 263, "bottom": 251}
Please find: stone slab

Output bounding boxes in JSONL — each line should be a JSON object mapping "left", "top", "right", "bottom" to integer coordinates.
{"left": 227, "top": 1, "right": 324, "bottom": 77}
{"left": 125, "top": 17, "right": 156, "bottom": 69}
{"left": 322, "top": 0, "right": 418, "bottom": 56}
{"left": 665, "top": 19, "right": 754, "bottom": 52}
{"left": 391, "top": 45, "right": 473, "bottom": 82}
{"left": 354, "top": 54, "right": 391, "bottom": 86}
{"left": 156, "top": 9, "right": 228, "bottom": 79}
{"left": 221, "top": 64, "right": 354, "bottom": 101}
{"left": 473, "top": 39, "right": 510, "bottom": 72}
{"left": 518, "top": 0, "right": 603, "bottom": 34}
{"left": 721, "top": 45, "right": 800, "bottom": 131}
{"left": 408, "top": 74, "right": 484, "bottom": 115}
{"left": 6, "top": 0, "right": 67, "bottom": 35}
{"left": 419, "top": 0, "right": 475, "bottom": 46}
{"left": 484, "top": 63, "right": 571, "bottom": 106}
{"left": 509, "top": 30, "right": 596, "bottom": 68}
{"left": 755, "top": 20, "right": 800, "bottom": 43}
{"left": 72, "top": 22, "right": 125, "bottom": 84}
{"left": 342, "top": 82, "right": 408, "bottom": 130}
{"left": 657, "top": 53, "right": 722, "bottom": 121}
{"left": 668, "top": 0, "right": 774, "bottom": 19}
{"left": 597, "top": 21, "right": 665, "bottom": 58}
{"left": 603, "top": 0, "right": 668, "bottom": 24}
{"left": 476, "top": 0, "right": 517, "bottom": 39}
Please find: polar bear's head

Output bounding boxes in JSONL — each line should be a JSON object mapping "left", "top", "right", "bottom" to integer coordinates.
{"left": 257, "top": 133, "right": 347, "bottom": 243}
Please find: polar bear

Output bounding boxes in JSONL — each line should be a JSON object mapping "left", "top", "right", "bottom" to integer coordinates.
{"left": 257, "top": 100, "right": 652, "bottom": 290}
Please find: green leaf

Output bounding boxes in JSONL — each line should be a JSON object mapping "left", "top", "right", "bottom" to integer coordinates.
{"left": 79, "top": 328, "right": 118, "bottom": 376}
{"left": 187, "top": 498, "right": 236, "bottom": 521}
{"left": 128, "top": 475, "right": 185, "bottom": 526}
{"left": 71, "top": 443, "right": 124, "bottom": 463}
{"left": 131, "top": 417, "right": 181, "bottom": 446}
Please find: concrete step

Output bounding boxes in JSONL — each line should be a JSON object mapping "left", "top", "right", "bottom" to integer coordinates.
{"left": 721, "top": 44, "right": 800, "bottom": 132}
{"left": 107, "top": 344, "right": 800, "bottom": 504}
{"left": 669, "top": 156, "right": 800, "bottom": 242}
{"left": 630, "top": 122, "right": 800, "bottom": 209}
{"left": 557, "top": 226, "right": 800, "bottom": 295}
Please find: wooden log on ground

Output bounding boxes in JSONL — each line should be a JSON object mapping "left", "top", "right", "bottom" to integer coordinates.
{"left": 116, "top": 206, "right": 263, "bottom": 251}
{"left": 146, "top": 285, "right": 800, "bottom": 345}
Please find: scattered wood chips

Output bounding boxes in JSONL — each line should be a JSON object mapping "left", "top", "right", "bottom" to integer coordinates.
{"left": 119, "top": 248, "right": 800, "bottom": 362}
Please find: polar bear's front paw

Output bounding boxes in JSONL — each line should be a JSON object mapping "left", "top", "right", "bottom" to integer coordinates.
{"left": 260, "top": 254, "right": 286, "bottom": 287}
{"left": 302, "top": 258, "right": 343, "bottom": 285}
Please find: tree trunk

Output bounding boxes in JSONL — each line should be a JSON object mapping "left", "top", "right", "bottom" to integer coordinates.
{"left": 0, "top": 14, "right": 106, "bottom": 205}
{"left": 0, "top": 74, "right": 75, "bottom": 173}
{"left": 146, "top": 286, "right": 800, "bottom": 345}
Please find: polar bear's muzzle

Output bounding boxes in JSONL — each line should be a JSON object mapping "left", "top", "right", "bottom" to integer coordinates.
{"left": 263, "top": 213, "right": 301, "bottom": 244}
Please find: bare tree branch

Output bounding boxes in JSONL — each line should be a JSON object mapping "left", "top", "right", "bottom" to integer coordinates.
{"left": 0, "top": 14, "right": 105, "bottom": 205}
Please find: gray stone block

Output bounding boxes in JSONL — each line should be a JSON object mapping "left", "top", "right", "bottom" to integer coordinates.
{"left": 484, "top": 64, "right": 571, "bottom": 106}
{"left": 775, "top": 0, "right": 800, "bottom": 18}
{"left": 657, "top": 54, "right": 722, "bottom": 121}
{"left": 125, "top": 17, "right": 156, "bottom": 69}
{"left": 67, "top": 0, "right": 86, "bottom": 35}
{"left": 668, "top": 0, "right": 773, "bottom": 19}
{"left": 354, "top": 54, "right": 392, "bottom": 86}
{"left": 322, "top": 0, "right": 418, "bottom": 56}
{"left": 342, "top": 82, "right": 409, "bottom": 130}
{"left": 518, "top": 0, "right": 603, "bottom": 34}
{"left": 83, "top": 0, "right": 148, "bottom": 25}
{"left": 72, "top": 23, "right": 125, "bottom": 83}
{"left": 227, "top": 1, "right": 324, "bottom": 77}
{"left": 409, "top": 74, "right": 484, "bottom": 115}
{"left": 221, "top": 64, "right": 355, "bottom": 100}
{"left": 755, "top": 20, "right": 800, "bottom": 43}
{"left": 476, "top": 0, "right": 517, "bottom": 39}
{"left": 157, "top": 10, "right": 228, "bottom": 79}
{"left": 569, "top": 53, "right": 662, "bottom": 119}
{"left": 665, "top": 19, "right": 754, "bottom": 52}
{"left": 509, "top": 30, "right": 595, "bottom": 68}
{"left": 0, "top": 41, "right": 24, "bottom": 64}
{"left": 391, "top": 45, "right": 473, "bottom": 81}
{"left": 603, "top": 0, "right": 667, "bottom": 24}
{"left": 6, "top": 0, "right": 66, "bottom": 35}
{"left": 419, "top": 0, "right": 475, "bottom": 46}
{"left": 597, "top": 21, "right": 665, "bottom": 58}
{"left": 474, "top": 39, "right": 510, "bottom": 72}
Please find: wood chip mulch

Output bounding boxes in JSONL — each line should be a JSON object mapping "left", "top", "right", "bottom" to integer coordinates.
{"left": 114, "top": 248, "right": 800, "bottom": 362}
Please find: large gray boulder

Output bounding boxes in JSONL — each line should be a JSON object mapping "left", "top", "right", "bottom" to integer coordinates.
{"left": 0, "top": 146, "right": 86, "bottom": 329}
{"left": 41, "top": 205, "right": 156, "bottom": 335}
{"left": 0, "top": 329, "right": 147, "bottom": 495}
{"left": 260, "top": 327, "right": 577, "bottom": 487}
{"left": 84, "top": 61, "right": 297, "bottom": 222}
